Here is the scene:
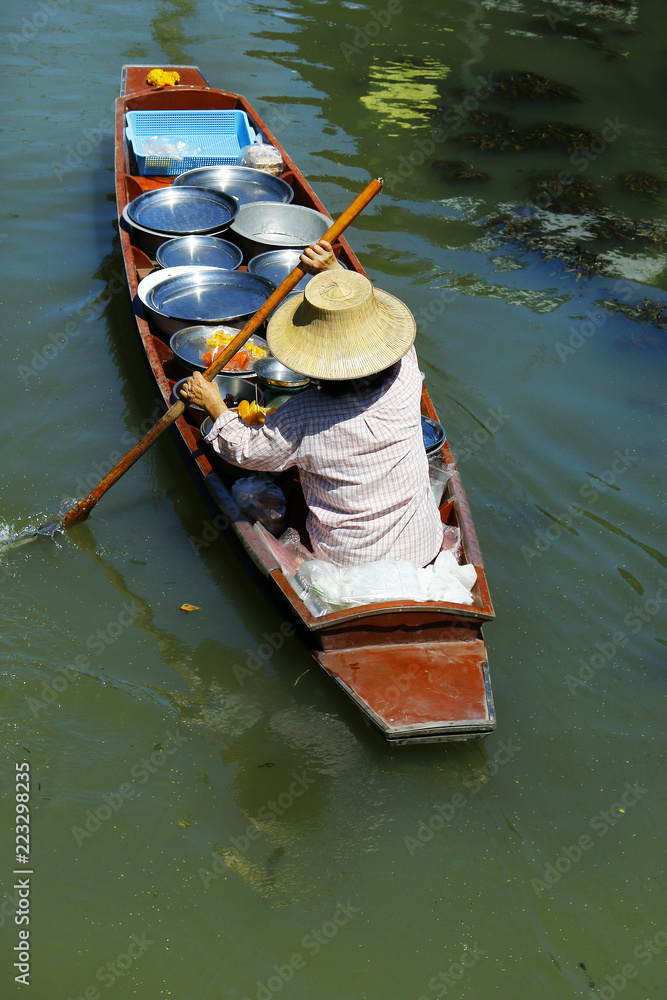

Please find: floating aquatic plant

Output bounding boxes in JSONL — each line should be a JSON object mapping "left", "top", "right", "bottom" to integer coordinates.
{"left": 493, "top": 71, "right": 581, "bottom": 103}
{"left": 491, "top": 216, "right": 608, "bottom": 280}
{"left": 432, "top": 159, "right": 490, "bottom": 182}
{"left": 620, "top": 170, "right": 666, "bottom": 198}
{"left": 529, "top": 174, "right": 602, "bottom": 213}
{"left": 467, "top": 110, "right": 516, "bottom": 130}
{"left": 453, "top": 121, "right": 600, "bottom": 153}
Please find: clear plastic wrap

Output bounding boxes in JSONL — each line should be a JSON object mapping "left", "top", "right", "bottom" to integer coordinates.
{"left": 139, "top": 137, "right": 201, "bottom": 160}
{"left": 231, "top": 476, "right": 287, "bottom": 536}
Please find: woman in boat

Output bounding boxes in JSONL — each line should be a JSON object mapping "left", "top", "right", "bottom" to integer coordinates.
{"left": 181, "top": 241, "right": 443, "bottom": 568}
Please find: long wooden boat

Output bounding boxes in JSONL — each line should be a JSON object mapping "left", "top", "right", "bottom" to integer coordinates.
{"left": 115, "top": 65, "right": 496, "bottom": 744}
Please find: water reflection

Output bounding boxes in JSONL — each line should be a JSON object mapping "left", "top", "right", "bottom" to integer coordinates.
{"left": 151, "top": 0, "right": 198, "bottom": 64}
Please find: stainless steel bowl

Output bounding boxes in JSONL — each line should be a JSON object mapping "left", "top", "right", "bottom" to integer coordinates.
{"left": 123, "top": 205, "right": 232, "bottom": 257}
{"left": 156, "top": 235, "right": 243, "bottom": 270}
{"left": 137, "top": 266, "right": 211, "bottom": 332}
{"left": 126, "top": 186, "right": 238, "bottom": 236}
{"left": 247, "top": 248, "right": 348, "bottom": 294}
{"left": 229, "top": 202, "right": 333, "bottom": 260}
{"left": 173, "top": 166, "right": 294, "bottom": 207}
{"left": 422, "top": 416, "right": 447, "bottom": 456}
{"left": 172, "top": 375, "right": 263, "bottom": 417}
{"left": 169, "top": 326, "right": 269, "bottom": 376}
{"left": 254, "top": 356, "right": 310, "bottom": 389}
{"left": 140, "top": 267, "right": 276, "bottom": 336}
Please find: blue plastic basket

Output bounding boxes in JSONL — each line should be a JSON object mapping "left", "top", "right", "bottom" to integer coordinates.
{"left": 126, "top": 110, "right": 257, "bottom": 176}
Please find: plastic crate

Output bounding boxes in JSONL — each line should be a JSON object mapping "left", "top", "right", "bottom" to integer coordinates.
{"left": 126, "top": 110, "right": 257, "bottom": 176}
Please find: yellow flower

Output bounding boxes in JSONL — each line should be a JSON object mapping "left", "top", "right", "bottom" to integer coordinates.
{"left": 146, "top": 69, "right": 181, "bottom": 88}
{"left": 237, "top": 400, "right": 276, "bottom": 425}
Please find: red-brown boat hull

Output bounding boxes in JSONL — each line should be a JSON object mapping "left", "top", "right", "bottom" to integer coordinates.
{"left": 115, "top": 65, "right": 496, "bottom": 743}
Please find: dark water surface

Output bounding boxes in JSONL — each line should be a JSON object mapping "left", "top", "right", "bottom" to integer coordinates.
{"left": 0, "top": 1, "right": 665, "bottom": 997}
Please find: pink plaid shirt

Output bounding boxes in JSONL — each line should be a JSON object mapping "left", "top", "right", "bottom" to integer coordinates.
{"left": 204, "top": 347, "right": 443, "bottom": 567}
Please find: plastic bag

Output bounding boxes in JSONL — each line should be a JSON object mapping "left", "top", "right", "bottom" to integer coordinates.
{"left": 440, "top": 524, "right": 461, "bottom": 556}
{"left": 140, "top": 137, "right": 201, "bottom": 159}
{"left": 416, "top": 550, "right": 476, "bottom": 604}
{"left": 297, "top": 559, "right": 425, "bottom": 609}
{"left": 429, "top": 456, "right": 455, "bottom": 506}
{"left": 231, "top": 476, "right": 287, "bottom": 536}
{"left": 239, "top": 142, "right": 284, "bottom": 175}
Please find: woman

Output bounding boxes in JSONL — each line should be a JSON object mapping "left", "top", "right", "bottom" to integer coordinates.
{"left": 181, "top": 241, "right": 443, "bottom": 568}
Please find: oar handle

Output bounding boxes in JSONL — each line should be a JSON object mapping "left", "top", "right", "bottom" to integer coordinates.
{"left": 62, "top": 177, "right": 383, "bottom": 528}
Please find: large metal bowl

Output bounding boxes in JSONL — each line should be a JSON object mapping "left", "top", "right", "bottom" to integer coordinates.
{"left": 229, "top": 202, "right": 333, "bottom": 260}
{"left": 137, "top": 266, "right": 208, "bottom": 330}
{"left": 254, "top": 356, "right": 310, "bottom": 390}
{"left": 169, "top": 325, "right": 269, "bottom": 376}
{"left": 156, "top": 235, "right": 243, "bottom": 270}
{"left": 126, "top": 186, "right": 238, "bottom": 236}
{"left": 141, "top": 267, "right": 276, "bottom": 336}
{"left": 173, "top": 166, "right": 294, "bottom": 207}
{"left": 422, "top": 416, "right": 447, "bottom": 456}
{"left": 247, "top": 248, "right": 348, "bottom": 295}
{"left": 172, "top": 375, "right": 264, "bottom": 417}
{"left": 123, "top": 205, "right": 232, "bottom": 257}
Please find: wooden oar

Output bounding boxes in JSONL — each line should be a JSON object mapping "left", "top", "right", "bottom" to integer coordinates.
{"left": 61, "top": 177, "right": 383, "bottom": 528}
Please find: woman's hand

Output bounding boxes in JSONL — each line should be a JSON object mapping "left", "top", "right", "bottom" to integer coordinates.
{"left": 180, "top": 372, "right": 226, "bottom": 420}
{"left": 299, "top": 239, "right": 343, "bottom": 274}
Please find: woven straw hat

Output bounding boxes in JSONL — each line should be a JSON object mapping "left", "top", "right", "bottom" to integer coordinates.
{"left": 266, "top": 270, "right": 416, "bottom": 380}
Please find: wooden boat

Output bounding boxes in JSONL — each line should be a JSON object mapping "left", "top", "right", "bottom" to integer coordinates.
{"left": 115, "top": 65, "right": 496, "bottom": 744}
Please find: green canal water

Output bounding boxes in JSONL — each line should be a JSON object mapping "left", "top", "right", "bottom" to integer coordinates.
{"left": 1, "top": 0, "right": 665, "bottom": 997}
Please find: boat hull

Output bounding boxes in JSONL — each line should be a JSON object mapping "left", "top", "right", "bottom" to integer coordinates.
{"left": 115, "top": 65, "right": 496, "bottom": 743}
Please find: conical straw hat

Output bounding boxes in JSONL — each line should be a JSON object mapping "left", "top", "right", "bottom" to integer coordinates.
{"left": 266, "top": 270, "right": 416, "bottom": 380}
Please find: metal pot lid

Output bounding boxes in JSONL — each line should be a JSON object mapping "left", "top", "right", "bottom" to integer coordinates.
{"left": 422, "top": 416, "right": 446, "bottom": 454}
{"left": 147, "top": 269, "right": 276, "bottom": 323}
{"left": 248, "top": 249, "right": 348, "bottom": 293}
{"left": 254, "top": 356, "right": 310, "bottom": 388}
{"left": 170, "top": 326, "right": 269, "bottom": 373}
{"left": 126, "top": 186, "right": 238, "bottom": 236}
{"left": 156, "top": 235, "right": 243, "bottom": 270}
{"left": 173, "top": 166, "right": 294, "bottom": 207}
